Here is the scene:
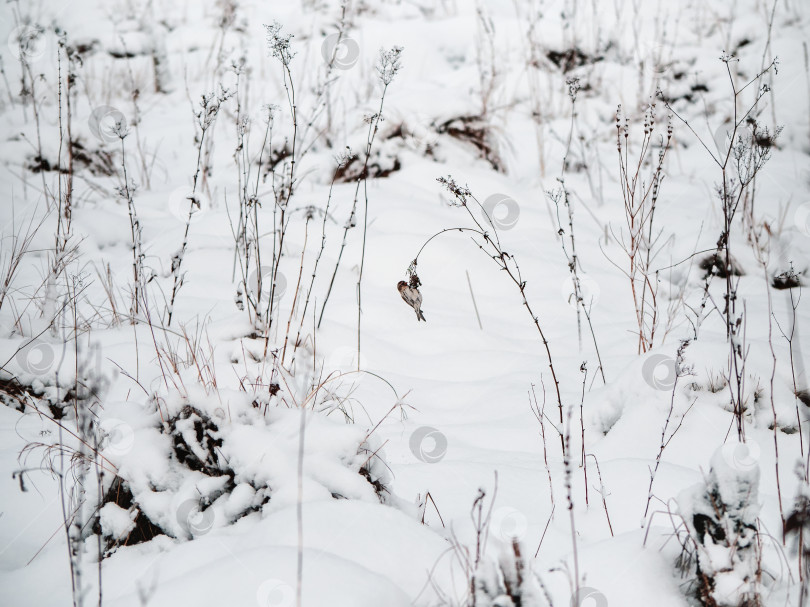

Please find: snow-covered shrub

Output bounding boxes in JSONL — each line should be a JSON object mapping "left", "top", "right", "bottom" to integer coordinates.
{"left": 677, "top": 444, "right": 762, "bottom": 607}
{"left": 472, "top": 540, "right": 547, "bottom": 607}
{"left": 786, "top": 481, "right": 810, "bottom": 605}
{"left": 92, "top": 395, "right": 392, "bottom": 556}
{"left": 449, "top": 488, "right": 549, "bottom": 607}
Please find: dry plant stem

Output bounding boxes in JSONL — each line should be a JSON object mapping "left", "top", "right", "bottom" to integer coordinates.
{"left": 614, "top": 103, "right": 672, "bottom": 354}
{"left": 168, "top": 92, "right": 225, "bottom": 326}
{"left": 750, "top": 225, "right": 788, "bottom": 536}
{"left": 420, "top": 492, "right": 445, "bottom": 527}
{"left": 586, "top": 453, "right": 614, "bottom": 536}
{"left": 469, "top": 475, "right": 498, "bottom": 605}
{"left": 49, "top": 43, "right": 75, "bottom": 312}
{"left": 465, "top": 270, "right": 484, "bottom": 330}
{"left": 289, "top": 164, "right": 344, "bottom": 370}
{"left": 804, "top": 42, "right": 810, "bottom": 143}
{"left": 551, "top": 79, "right": 605, "bottom": 382}
{"left": 118, "top": 132, "right": 143, "bottom": 317}
{"left": 774, "top": 287, "right": 806, "bottom": 462}
{"left": 264, "top": 24, "right": 299, "bottom": 346}
{"left": 231, "top": 71, "right": 274, "bottom": 328}
{"left": 56, "top": 35, "right": 75, "bottom": 242}
{"left": 319, "top": 60, "right": 398, "bottom": 331}
{"left": 229, "top": 69, "right": 251, "bottom": 313}
{"left": 120, "top": 38, "right": 151, "bottom": 188}
{"left": 70, "top": 288, "right": 85, "bottom": 607}
{"left": 0, "top": 53, "right": 14, "bottom": 106}
{"left": 529, "top": 381, "right": 555, "bottom": 511}
{"left": 0, "top": 207, "right": 44, "bottom": 313}
{"left": 560, "top": 81, "right": 583, "bottom": 347}
{"left": 57, "top": 423, "right": 78, "bottom": 606}
{"left": 357, "top": 64, "right": 398, "bottom": 368}
{"left": 643, "top": 341, "right": 694, "bottom": 520}
{"left": 563, "top": 408, "right": 580, "bottom": 601}
{"left": 296, "top": 406, "right": 306, "bottom": 607}
{"left": 93, "top": 428, "right": 102, "bottom": 605}
{"left": 765, "top": 262, "right": 786, "bottom": 539}
{"left": 512, "top": 1, "right": 546, "bottom": 176}
{"left": 663, "top": 57, "right": 778, "bottom": 440}
{"left": 578, "top": 362, "right": 588, "bottom": 506}
{"left": 551, "top": 185, "right": 605, "bottom": 383}
{"left": 56, "top": 278, "right": 88, "bottom": 607}
{"left": 281, "top": 210, "right": 311, "bottom": 365}
{"left": 433, "top": 177, "right": 566, "bottom": 454}
{"left": 15, "top": 22, "right": 50, "bottom": 208}
{"left": 535, "top": 505, "right": 556, "bottom": 558}
{"left": 474, "top": 6, "right": 498, "bottom": 117}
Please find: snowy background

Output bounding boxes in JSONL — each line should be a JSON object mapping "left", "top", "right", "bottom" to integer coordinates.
{"left": 1, "top": 0, "right": 809, "bottom": 606}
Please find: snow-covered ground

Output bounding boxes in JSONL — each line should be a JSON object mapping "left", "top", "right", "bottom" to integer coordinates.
{"left": 1, "top": 0, "right": 809, "bottom": 605}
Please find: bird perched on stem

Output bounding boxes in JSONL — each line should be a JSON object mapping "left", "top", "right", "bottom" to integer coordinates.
{"left": 397, "top": 280, "right": 426, "bottom": 321}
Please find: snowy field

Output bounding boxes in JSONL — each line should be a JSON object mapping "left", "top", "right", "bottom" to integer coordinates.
{"left": 1, "top": 0, "right": 809, "bottom": 606}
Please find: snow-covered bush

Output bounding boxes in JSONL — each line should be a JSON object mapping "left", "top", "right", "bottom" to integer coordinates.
{"left": 472, "top": 540, "right": 547, "bottom": 607}
{"left": 92, "top": 393, "right": 392, "bottom": 556}
{"left": 786, "top": 481, "right": 810, "bottom": 605}
{"left": 677, "top": 444, "right": 762, "bottom": 607}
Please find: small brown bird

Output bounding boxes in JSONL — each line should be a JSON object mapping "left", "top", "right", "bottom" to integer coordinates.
{"left": 397, "top": 280, "right": 426, "bottom": 322}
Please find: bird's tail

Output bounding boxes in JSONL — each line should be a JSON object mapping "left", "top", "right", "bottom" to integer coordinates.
{"left": 417, "top": 309, "right": 426, "bottom": 322}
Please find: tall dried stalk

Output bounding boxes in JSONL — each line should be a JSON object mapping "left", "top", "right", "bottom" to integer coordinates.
{"left": 614, "top": 103, "right": 672, "bottom": 354}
